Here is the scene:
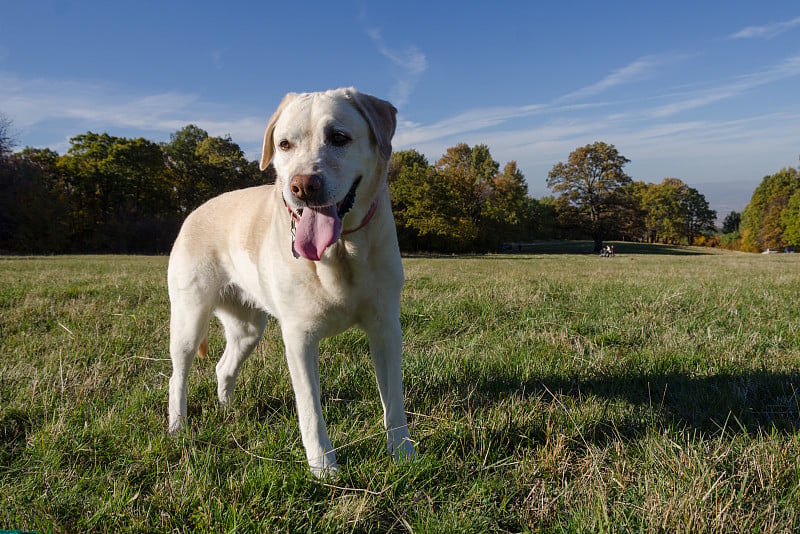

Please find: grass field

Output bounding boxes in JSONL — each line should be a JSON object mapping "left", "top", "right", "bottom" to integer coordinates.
{"left": 1, "top": 243, "right": 799, "bottom": 532}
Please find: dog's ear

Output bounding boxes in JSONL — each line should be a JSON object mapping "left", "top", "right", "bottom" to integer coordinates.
{"left": 348, "top": 89, "right": 397, "bottom": 161}
{"left": 260, "top": 92, "right": 298, "bottom": 171}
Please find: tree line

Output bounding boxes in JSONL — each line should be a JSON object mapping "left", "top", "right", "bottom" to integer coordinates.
{"left": 390, "top": 141, "right": 717, "bottom": 253}
{"left": 2, "top": 112, "right": 796, "bottom": 254}
{"left": 0, "top": 121, "right": 267, "bottom": 253}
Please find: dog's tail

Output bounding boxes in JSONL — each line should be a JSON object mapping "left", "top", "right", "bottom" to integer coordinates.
{"left": 198, "top": 336, "right": 209, "bottom": 358}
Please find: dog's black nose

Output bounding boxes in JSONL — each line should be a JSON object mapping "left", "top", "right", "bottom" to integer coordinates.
{"left": 290, "top": 174, "right": 322, "bottom": 202}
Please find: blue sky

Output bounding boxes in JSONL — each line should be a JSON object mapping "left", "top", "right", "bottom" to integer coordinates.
{"left": 2, "top": 1, "right": 800, "bottom": 217}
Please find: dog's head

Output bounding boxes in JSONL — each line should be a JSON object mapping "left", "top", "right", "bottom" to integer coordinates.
{"left": 260, "top": 88, "right": 397, "bottom": 261}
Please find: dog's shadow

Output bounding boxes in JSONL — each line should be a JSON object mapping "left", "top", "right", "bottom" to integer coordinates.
{"left": 413, "top": 366, "right": 800, "bottom": 447}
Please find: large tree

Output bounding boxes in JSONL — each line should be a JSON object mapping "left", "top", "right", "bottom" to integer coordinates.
{"left": 547, "top": 141, "right": 631, "bottom": 252}
{"left": 628, "top": 177, "right": 716, "bottom": 244}
{"left": 783, "top": 191, "right": 800, "bottom": 248}
{"left": 721, "top": 211, "right": 741, "bottom": 234}
{"left": 682, "top": 185, "right": 717, "bottom": 244}
{"left": 740, "top": 167, "right": 800, "bottom": 252}
{"left": 482, "top": 161, "right": 530, "bottom": 243}
{"left": 58, "top": 132, "right": 173, "bottom": 251}
{"left": 639, "top": 178, "right": 686, "bottom": 243}
{"left": 388, "top": 149, "right": 439, "bottom": 250}
{"left": 435, "top": 143, "right": 498, "bottom": 230}
{"left": 163, "top": 125, "right": 262, "bottom": 213}
{"left": 389, "top": 145, "right": 537, "bottom": 252}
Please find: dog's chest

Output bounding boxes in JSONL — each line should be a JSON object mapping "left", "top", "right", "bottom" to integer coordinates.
{"left": 259, "top": 251, "right": 382, "bottom": 330}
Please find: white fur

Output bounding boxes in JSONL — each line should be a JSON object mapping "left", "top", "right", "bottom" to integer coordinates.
{"left": 167, "top": 88, "right": 414, "bottom": 477}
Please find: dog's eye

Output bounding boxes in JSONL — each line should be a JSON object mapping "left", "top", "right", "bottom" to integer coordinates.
{"left": 330, "top": 131, "right": 350, "bottom": 147}
{"left": 278, "top": 139, "right": 292, "bottom": 151}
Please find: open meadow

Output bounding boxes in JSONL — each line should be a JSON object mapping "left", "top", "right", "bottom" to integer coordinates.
{"left": 1, "top": 244, "right": 799, "bottom": 532}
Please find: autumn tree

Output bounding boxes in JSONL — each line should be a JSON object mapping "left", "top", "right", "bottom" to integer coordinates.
{"left": 0, "top": 121, "right": 271, "bottom": 253}
{"left": 782, "top": 191, "right": 800, "bottom": 247}
{"left": 388, "top": 149, "right": 439, "bottom": 249}
{"left": 547, "top": 141, "right": 631, "bottom": 252}
{"left": 387, "top": 149, "right": 474, "bottom": 251}
{"left": 627, "top": 178, "right": 716, "bottom": 244}
{"left": 482, "top": 161, "right": 531, "bottom": 244}
{"left": 389, "top": 145, "right": 539, "bottom": 252}
{"left": 435, "top": 143, "right": 497, "bottom": 230}
{"left": 740, "top": 167, "right": 800, "bottom": 252}
{"left": 641, "top": 178, "right": 684, "bottom": 243}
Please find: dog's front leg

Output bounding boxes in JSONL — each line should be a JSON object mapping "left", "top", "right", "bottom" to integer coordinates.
{"left": 282, "top": 327, "right": 338, "bottom": 477}
{"left": 364, "top": 315, "right": 415, "bottom": 462}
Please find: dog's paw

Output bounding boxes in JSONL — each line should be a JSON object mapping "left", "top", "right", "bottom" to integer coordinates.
{"left": 308, "top": 449, "right": 339, "bottom": 479}
{"left": 389, "top": 436, "right": 416, "bottom": 462}
{"left": 310, "top": 461, "right": 340, "bottom": 480}
{"left": 167, "top": 415, "right": 184, "bottom": 436}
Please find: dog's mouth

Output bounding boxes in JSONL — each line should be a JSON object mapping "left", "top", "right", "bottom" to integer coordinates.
{"left": 293, "top": 176, "right": 360, "bottom": 220}
{"left": 336, "top": 176, "right": 360, "bottom": 219}
{"left": 291, "top": 177, "right": 361, "bottom": 261}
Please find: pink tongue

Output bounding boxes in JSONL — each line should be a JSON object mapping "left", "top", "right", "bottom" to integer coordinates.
{"left": 293, "top": 205, "right": 342, "bottom": 261}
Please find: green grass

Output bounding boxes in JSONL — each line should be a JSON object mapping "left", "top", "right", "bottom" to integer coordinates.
{"left": 1, "top": 245, "right": 799, "bottom": 532}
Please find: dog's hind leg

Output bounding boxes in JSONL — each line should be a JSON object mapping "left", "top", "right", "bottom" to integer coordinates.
{"left": 214, "top": 298, "right": 268, "bottom": 405}
{"left": 168, "top": 293, "right": 213, "bottom": 434}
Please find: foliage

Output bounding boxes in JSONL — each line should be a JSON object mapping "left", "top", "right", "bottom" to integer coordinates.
{"left": 1, "top": 110, "right": 792, "bottom": 255}
{"left": 640, "top": 178, "right": 687, "bottom": 243}
{"left": 388, "top": 149, "right": 479, "bottom": 251}
{"left": 740, "top": 167, "right": 800, "bottom": 252}
{"left": 482, "top": 161, "right": 531, "bottom": 243}
{"left": 719, "top": 230, "right": 743, "bottom": 251}
{"left": 389, "top": 145, "right": 540, "bottom": 252}
{"left": 783, "top": 191, "right": 800, "bottom": 247}
{"left": 0, "top": 123, "right": 265, "bottom": 253}
{"left": 2, "top": 252, "right": 799, "bottom": 531}
{"left": 57, "top": 133, "right": 173, "bottom": 252}
{"left": 722, "top": 211, "right": 741, "bottom": 234}
{"left": 0, "top": 148, "right": 69, "bottom": 252}
{"left": 624, "top": 178, "right": 717, "bottom": 245}
{"left": 547, "top": 141, "right": 632, "bottom": 252}
{"left": 682, "top": 185, "right": 717, "bottom": 243}
{"left": 163, "top": 125, "right": 262, "bottom": 214}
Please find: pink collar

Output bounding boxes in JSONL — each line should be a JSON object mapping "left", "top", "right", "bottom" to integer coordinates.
{"left": 342, "top": 198, "right": 379, "bottom": 235}
{"left": 285, "top": 197, "right": 380, "bottom": 236}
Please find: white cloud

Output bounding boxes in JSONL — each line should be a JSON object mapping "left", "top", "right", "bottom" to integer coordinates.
{"left": 394, "top": 54, "right": 688, "bottom": 148}
{"left": 646, "top": 52, "right": 800, "bottom": 118}
{"left": 558, "top": 55, "right": 668, "bottom": 102}
{"left": 395, "top": 103, "right": 546, "bottom": 146}
{"left": 367, "top": 28, "right": 427, "bottom": 107}
{"left": 0, "top": 71, "right": 266, "bottom": 157}
{"left": 731, "top": 15, "right": 800, "bottom": 39}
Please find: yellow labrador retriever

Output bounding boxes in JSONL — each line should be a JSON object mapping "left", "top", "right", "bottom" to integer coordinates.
{"left": 167, "top": 88, "right": 414, "bottom": 476}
